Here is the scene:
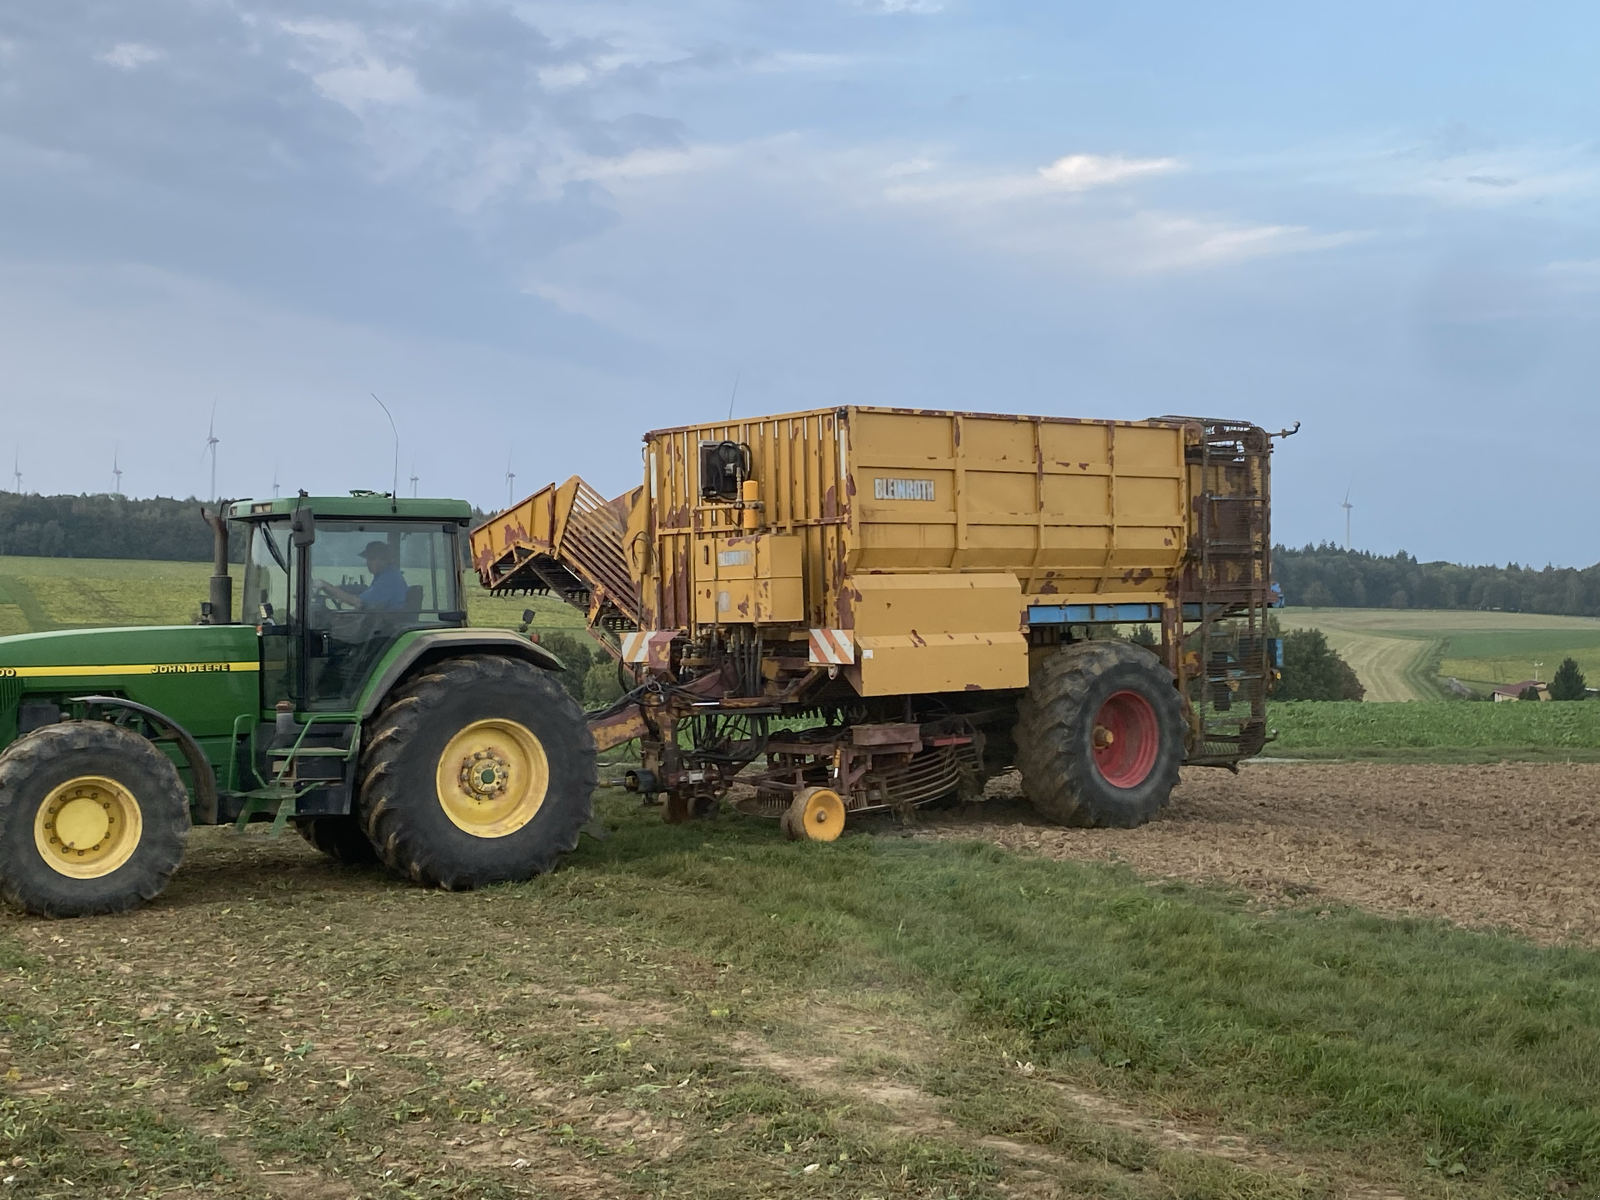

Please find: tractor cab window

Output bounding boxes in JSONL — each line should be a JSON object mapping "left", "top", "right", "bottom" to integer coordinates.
{"left": 240, "top": 519, "right": 294, "bottom": 708}
{"left": 240, "top": 519, "right": 292, "bottom": 625}
{"left": 302, "top": 521, "right": 464, "bottom": 710}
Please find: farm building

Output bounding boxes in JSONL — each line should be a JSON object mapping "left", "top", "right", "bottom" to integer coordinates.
{"left": 1492, "top": 680, "right": 1550, "bottom": 702}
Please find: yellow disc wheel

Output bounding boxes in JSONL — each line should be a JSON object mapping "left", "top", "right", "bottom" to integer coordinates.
{"left": 434, "top": 718, "right": 550, "bottom": 839}
{"left": 33, "top": 775, "right": 144, "bottom": 879}
{"left": 783, "top": 786, "right": 846, "bottom": 842}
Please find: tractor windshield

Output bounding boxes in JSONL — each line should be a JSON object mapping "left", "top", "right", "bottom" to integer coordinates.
{"left": 301, "top": 521, "right": 464, "bottom": 710}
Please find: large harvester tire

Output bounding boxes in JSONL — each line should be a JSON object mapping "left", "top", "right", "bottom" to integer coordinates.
{"left": 0, "top": 722, "right": 189, "bottom": 917}
{"left": 296, "top": 816, "right": 380, "bottom": 865}
{"left": 1014, "top": 640, "right": 1184, "bottom": 828}
{"left": 358, "top": 655, "right": 596, "bottom": 889}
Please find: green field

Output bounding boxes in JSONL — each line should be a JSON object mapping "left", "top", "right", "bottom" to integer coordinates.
{"left": 1279, "top": 607, "right": 1600, "bottom": 702}
{"left": 0, "top": 554, "right": 585, "bottom": 636}
{"left": 1264, "top": 700, "right": 1600, "bottom": 761}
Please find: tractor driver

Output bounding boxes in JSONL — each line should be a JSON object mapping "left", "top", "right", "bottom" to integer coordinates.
{"left": 316, "top": 541, "right": 407, "bottom": 611}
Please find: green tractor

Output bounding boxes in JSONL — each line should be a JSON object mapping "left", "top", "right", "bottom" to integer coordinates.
{"left": 0, "top": 494, "right": 596, "bottom": 918}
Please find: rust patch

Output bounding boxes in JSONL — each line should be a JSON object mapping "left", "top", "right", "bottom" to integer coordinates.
{"left": 909, "top": 629, "right": 927, "bottom": 647}
{"left": 823, "top": 483, "right": 837, "bottom": 520}
{"left": 837, "top": 578, "right": 859, "bottom": 626}
{"left": 1037, "top": 580, "right": 1058, "bottom": 595}
{"left": 964, "top": 683, "right": 982, "bottom": 691}
{"left": 588, "top": 706, "right": 649, "bottom": 752}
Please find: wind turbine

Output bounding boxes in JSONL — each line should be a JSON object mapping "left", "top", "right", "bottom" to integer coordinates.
{"left": 505, "top": 453, "right": 516, "bottom": 510}
{"left": 202, "top": 403, "right": 220, "bottom": 504}
{"left": 11, "top": 450, "right": 21, "bottom": 494}
{"left": 272, "top": 463, "right": 281, "bottom": 499}
{"left": 1341, "top": 482, "right": 1354, "bottom": 551}
{"left": 112, "top": 445, "right": 123, "bottom": 496}
{"left": 409, "top": 458, "right": 419, "bottom": 498}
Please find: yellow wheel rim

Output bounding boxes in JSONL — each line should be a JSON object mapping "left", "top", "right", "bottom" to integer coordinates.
{"left": 33, "top": 775, "right": 143, "bottom": 879}
{"left": 795, "top": 787, "right": 846, "bottom": 842}
{"left": 435, "top": 718, "right": 550, "bottom": 839}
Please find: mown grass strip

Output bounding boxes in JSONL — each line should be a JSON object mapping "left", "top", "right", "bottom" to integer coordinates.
{"left": 549, "top": 797, "right": 1600, "bottom": 1197}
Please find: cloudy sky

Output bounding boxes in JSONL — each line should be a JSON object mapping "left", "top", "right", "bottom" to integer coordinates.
{"left": 1, "top": 1, "right": 1595, "bottom": 565}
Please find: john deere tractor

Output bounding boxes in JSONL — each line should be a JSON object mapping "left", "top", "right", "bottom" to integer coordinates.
{"left": 0, "top": 493, "right": 596, "bottom": 918}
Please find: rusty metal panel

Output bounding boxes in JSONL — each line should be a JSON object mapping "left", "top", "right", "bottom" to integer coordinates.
{"left": 639, "top": 409, "right": 852, "bottom": 634}
{"left": 846, "top": 410, "right": 1187, "bottom": 599}
{"left": 468, "top": 476, "right": 642, "bottom": 627}
{"left": 845, "top": 572, "right": 1028, "bottom": 696}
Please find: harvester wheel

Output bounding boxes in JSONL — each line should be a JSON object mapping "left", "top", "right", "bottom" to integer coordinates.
{"left": 781, "top": 787, "right": 846, "bottom": 842}
{"left": 1014, "top": 640, "right": 1183, "bottom": 828}
{"left": 0, "top": 721, "right": 189, "bottom": 917}
{"left": 358, "top": 655, "right": 596, "bottom": 889}
{"left": 296, "top": 816, "right": 380, "bottom": 865}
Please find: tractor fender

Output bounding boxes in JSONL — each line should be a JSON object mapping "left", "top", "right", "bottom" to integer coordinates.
{"left": 359, "top": 629, "right": 568, "bottom": 719}
{"left": 70, "top": 694, "right": 220, "bottom": 825}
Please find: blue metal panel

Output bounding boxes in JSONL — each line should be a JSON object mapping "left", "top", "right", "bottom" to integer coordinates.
{"left": 1027, "top": 602, "right": 1162, "bottom": 625}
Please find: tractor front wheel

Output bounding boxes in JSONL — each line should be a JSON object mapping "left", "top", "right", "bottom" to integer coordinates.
{"left": 0, "top": 721, "right": 190, "bottom": 917}
{"left": 358, "top": 655, "right": 596, "bottom": 889}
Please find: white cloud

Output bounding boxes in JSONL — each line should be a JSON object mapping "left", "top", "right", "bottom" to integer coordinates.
{"left": 537, "top": 62, "right": 591, "bottom": 90}
{"left": 1038, "top": 153, "right": 1179, "bottom": 190}
{"left": 856, "top": 0, "right": 945, "bottom": 12}
{"left": 1118, "top": 215, "right": 1365, "bottom": 271}
{"left": 279, "top": 19, "right": 418, "bottom": 109}
{"left": 97, "top": 42, "right": 163, "bottom": 71}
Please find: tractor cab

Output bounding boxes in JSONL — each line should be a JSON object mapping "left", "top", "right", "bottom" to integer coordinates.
{"left": 230, "top": 494, "right": 472, "bottom": 711}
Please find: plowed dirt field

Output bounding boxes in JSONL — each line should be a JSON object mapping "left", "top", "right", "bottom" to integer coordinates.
{"left": 920, "top": 761, "right": 1600, "bottom": 946}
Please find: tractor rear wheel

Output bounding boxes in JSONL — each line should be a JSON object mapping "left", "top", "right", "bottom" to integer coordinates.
{"left": 1014, "top": 640, "right": 1184, "bottom": 828}
{"left": 0, "top": 721, "right": 189, "bottom": 917}
{"left": 358, "top": 655, "right": 596, "bottom": 889}
{"left": 296, "top": 816, "right": 380, "bottom": 865}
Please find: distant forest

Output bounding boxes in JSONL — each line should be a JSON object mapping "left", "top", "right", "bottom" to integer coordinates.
{"left": 0, "top": 492, "right": 490, "bottom": 563}
{"left": 1274, "top": 545, "right": 1600, "bottom": 618}
{"left": 5, "top": 494, "right": 1598, "bottom": 620}
{"left": 0, "top": 493, "right": 223, "bottom": 561}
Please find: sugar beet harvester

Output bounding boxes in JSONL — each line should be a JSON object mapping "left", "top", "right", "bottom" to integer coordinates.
{"left": 473, "top": 407, "right": 1281, "bottom": 840}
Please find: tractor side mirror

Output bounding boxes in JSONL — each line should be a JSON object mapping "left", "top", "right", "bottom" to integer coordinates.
{"left": 291, "top": 508, "right": 316, "bottom": 547}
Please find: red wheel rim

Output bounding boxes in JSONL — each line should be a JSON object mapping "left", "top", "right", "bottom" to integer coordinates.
{"left": 1091, "top": 690, "right": 1160, "bottom": 788}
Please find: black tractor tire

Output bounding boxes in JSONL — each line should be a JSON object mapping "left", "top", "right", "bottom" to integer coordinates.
{"left": 1014, "top": 640, "right": 1184, "bottom": 828}
{"left": 358, "top": 654, "right": 596, "bottom": 889}
{"left": 0, "top": 721, "right": 189, "bottom": 917}
{"left": 295, "top": 816, "right": 380, "bottom": 865}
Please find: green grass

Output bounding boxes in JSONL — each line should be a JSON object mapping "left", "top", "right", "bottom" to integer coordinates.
{"left": 5, "top": 799, "right": 1598, "bottom": 1197}
{"left": 1263, "top": 700, "right": 1600, "bottom": 760}
{"left": 0, "top": 554, "right": 586, "bottom": 635}
{"left": 562, "top": 802, "right": 1600, "bottom": 1196}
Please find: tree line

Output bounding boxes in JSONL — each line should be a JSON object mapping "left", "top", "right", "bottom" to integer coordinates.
{"left": 0, "top": 493, "right": 496, "bottom": 564}
{"left": 1274, "top": 544, "right": 1600, "bottom": 617}
{"left": 0, "top": 493, "right": 226, "bottom": 560}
